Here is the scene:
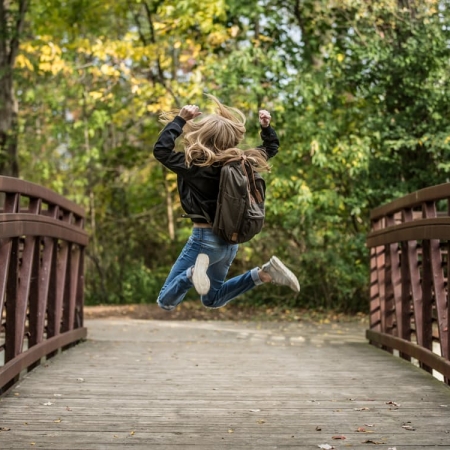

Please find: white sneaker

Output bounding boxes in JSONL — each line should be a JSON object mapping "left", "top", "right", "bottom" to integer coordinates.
{"left": 261, "top": 256, "right": 300, "bottom": 293}
{"left": 192, "top": 253, "right": 210, "bottom": 296}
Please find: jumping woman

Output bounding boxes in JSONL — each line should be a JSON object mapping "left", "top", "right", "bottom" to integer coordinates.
{"left": 153, "top": 95, "right": 300, "bottom": 311}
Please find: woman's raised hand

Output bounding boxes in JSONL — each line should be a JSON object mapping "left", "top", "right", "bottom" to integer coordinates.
{"left": 179, "top": 104, "right": 202, "bottom": 121}
{"left": 259, "top": 110, "right": 271, "bottom": 128}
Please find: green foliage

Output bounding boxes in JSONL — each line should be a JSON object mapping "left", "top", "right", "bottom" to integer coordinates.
{"left": 13, "top": 0, "right": 450, "bottom": 311}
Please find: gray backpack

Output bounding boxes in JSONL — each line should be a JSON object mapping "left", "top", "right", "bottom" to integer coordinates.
{"left": 213, "top": 157, "right": 266, "bottom": 243}
{"left": 187, "top": 156, "right": 266, "bottom": 244}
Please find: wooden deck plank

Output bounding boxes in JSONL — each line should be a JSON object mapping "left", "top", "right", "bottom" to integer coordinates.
{"left": 1, "top": 319, "right": 450, "bottom": 449}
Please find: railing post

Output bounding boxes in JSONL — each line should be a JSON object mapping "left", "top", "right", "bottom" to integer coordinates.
{"left": 369, "top": 219, "right": 382, "bottom": 332}
{"left": 4, "top": 238, "right": 19, "bottom": 364}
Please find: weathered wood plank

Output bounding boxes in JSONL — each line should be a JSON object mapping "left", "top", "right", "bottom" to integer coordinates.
{"left": 0, "top": 319, "right": 449, "bottom": 449}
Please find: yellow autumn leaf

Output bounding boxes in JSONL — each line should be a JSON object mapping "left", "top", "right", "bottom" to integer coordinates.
{"left": 38, "top": 62, "right": 53, "bottom": 72}
{"left": 15, "top": 54, "right": 34, "bottom": 71}
{"left": 90, "top": 91, "right": 104, "bottom": 100}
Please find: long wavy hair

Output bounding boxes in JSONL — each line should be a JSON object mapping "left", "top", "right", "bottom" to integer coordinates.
{"left": 160, "top": 95, "right": 271, "bottom": 172}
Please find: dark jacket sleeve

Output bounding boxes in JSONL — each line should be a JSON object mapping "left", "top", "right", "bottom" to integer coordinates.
{"left": 153, "top": 116, "right": 190, "bottom": 175}
{"left": 259, "top": 125, "right": 279, "bottom": 159}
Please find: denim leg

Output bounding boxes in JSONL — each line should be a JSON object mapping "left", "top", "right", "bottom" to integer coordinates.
{"left": 157, "top": 227, "right": 265, "bottom": 311}
{"left": 201, "top": 266, "right": 262, "bottom": 309}
{"left": 156, "top": 238, "right": 198, "bottom": 310}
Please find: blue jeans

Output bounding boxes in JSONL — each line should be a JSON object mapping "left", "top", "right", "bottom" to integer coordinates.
{"left": 157, "top": 228, "right": 263, "bottom": 310}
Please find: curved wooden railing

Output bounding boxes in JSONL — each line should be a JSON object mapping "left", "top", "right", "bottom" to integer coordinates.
{"left": 0, "top": 177, "right": 88, "bottom": 393}
{"left": 367, "top": 183, "right": 450, "bottom": 385}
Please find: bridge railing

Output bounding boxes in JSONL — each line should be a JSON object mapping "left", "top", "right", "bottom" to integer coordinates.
{"left": 0, "top": 177, "right": 88, "bottom": 393}
{"left": 367, "top": 183, "right": 450, "bottom": 384}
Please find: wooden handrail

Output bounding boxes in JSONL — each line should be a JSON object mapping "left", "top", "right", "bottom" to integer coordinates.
{"left": 0, "top": 176, "right": 85, "bottom": 218}
{"left": 0, "top": 177, "right": 88, "bottom": 393}
{"left": 367, "top": 184, "right": 450, "bottom": 385}
{"left": 370, "top": 183, "right": 450, "bottom": 220}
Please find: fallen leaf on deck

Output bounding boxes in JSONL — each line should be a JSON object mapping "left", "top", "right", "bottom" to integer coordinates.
{"left": 332, "top": 435, "right": 346, "bottom": 439}
{"left": 257, "top": 419, "right": 266, "bottom": 424}
{"left": 0, "top": 427, "right": 11, "bottom": 431}
{"left": 318, "top": 445, "right": 335, "bottom": 449}
{"left": 362, "top": 439, "right": 385, "bottom": 444}
{"left": 402, "top": 425, "right": 415, "bottom": 431}
{"left": 386, "top": 401, "right": 400, "bottom": 407}
{"left": 249, "top": 409, "right": 261, "bottom": 412}
{"left": 356, "top": 427, "right": 374, "bottom": 433}
{"left": 316, "top": 426, "right": 322, "bottom": 431}
{"left": 228, "top": 429, "right": 234, "bottom": 433}
{"left": 354, "top": 407, "right": 370, "bottom": 411}
{"left": 54, "top": 419, "right": 61, "bottom": 423}
{"left": 130, "top": 430, "right": 135, "bottom": 435}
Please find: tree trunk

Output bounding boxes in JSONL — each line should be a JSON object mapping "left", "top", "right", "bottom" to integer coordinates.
{"left": 0, "top": 0, "right": 30, "bottom": 177}
{"left": 0, "top": 71, "right": 19, "bottom": 176}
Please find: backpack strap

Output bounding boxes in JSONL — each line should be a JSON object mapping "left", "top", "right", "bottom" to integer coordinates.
{"left": 182, "top": 210, "right": 212, "bottom": 224}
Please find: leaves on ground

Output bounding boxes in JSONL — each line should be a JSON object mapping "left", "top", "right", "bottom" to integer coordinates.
{"left": 356, "top": 427, "right": 374, "bottom": 433}
{"left": 386, "top": 401, "right": 400, "bottom": 408}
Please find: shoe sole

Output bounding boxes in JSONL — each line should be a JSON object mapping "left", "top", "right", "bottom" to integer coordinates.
{"left": 192, "top": 253, "right": 210, "bottom": 296}
{"left": 271, "top": 256, "right": 300, "bottom": 293}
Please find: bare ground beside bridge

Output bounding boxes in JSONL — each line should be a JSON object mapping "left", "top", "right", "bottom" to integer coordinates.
{"left": 84, "top": 302, "right": 368, "bottom": 324}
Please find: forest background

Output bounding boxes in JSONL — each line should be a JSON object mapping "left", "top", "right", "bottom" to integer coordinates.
{"left": 1, "top": 0, "right": 449, "bottom": 312}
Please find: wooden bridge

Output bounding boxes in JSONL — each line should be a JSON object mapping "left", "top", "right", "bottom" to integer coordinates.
{"left": 1, "top": 177, "right": 450, "bottom": 449}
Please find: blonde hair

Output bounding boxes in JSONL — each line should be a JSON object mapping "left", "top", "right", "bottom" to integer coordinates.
{"left": 160, "top": 95, "right": 270, "bottom": 172}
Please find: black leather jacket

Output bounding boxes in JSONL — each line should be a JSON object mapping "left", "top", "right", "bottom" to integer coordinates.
{"left": 153, "top": 116, "right": 280, "bottom": 224}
